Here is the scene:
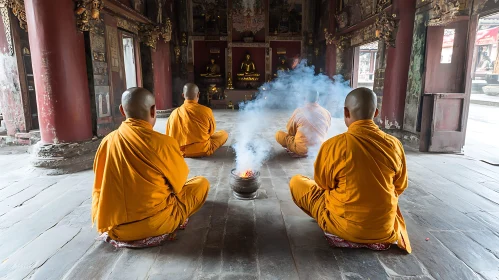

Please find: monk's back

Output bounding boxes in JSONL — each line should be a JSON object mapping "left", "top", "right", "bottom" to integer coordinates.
{"left": 322, "top": 120, "right": 404, "bottom": 243}
{"left": 93, "top": 119, "right": 187, "bottom": 233}
{"left": 166, "top": 101, "right": 214, "bottom": 146}
{"left": 294, "top": 104, "right": 331, "bottom": 145}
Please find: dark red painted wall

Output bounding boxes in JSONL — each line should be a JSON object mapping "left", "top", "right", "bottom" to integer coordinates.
{"left": 193, "top": 41, "right": 227, "bottom": 78}
{"left": 269, "top": 41, "right": 301, "bottom": 74}
{"left": 153, "top": 40, "right": 173, "bottom": 110}
{"left": 25, "top": 0, "right": 93, "bottom": 143}
{"left": 232, "top": 47, "right": 266, "bottom": 81}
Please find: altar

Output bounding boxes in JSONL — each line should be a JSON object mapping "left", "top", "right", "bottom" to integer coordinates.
{"left": 224, "top": 89, "right": 258, "bottom": 108}
{"left": 187, "top": 0, "right": 308, "bottom": 109}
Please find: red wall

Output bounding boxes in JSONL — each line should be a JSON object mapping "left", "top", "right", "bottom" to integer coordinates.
{"left": 270, "top": 41, "right": 301, "bottom": 74}
{"left": 153, "top": 40, "right": 173, "bottom": 109}
{"left": 193, "top": 41, "right": 227, "bottom": 78}
{"left": 232, "top": 47, "right": 266, "bottom": 81}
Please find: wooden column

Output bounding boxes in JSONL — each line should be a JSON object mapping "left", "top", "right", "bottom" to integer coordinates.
{"left": 380, "top": 0, "right": 416, "bottom": 129}
{"left": 325, "top": 0, "right": 337, "bottom": 77}
{"left": 24, "top": 0, "right": 92, "bottom": 143}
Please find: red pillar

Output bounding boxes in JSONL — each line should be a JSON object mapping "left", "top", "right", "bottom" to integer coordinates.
{"left": 24, "top": 0, "right": 93, "bottom": 143}
{"left": 380, "top": 0, "right": 416, "bottom": 129}
{"left": 152, "top": 40, "right": 173, "bottom": 110}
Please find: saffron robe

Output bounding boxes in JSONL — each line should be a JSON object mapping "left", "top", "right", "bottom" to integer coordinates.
{"left": 275, "top": 103, "right": 331, "bottom": 156}
{"left": 165, "top": 100, "right": 228, "bottom": 157}
{"left": 289, "top": 120, "right": 411, "bottom": 253}
{"left": 92, "top": 118, "right": 209, "bottom": 241}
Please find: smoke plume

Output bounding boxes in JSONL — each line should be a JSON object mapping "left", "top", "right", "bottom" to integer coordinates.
{"left": 233, "top": 60, "right": 351, "bottom": 173}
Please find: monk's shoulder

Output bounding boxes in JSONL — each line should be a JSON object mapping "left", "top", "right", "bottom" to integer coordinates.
{"left": 322, "top": 133, "right": 347, "bottom": 151}
{"left": 197, "top": 103, "right": 214, "bottom": 116}
{"left": 383, "top": 133, "right": 405, "bottom": 158}
{"left": 150, "top": 132, "right": 180, "bottom": 149}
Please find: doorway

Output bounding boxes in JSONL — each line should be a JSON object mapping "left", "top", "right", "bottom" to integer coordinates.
{"left": 353, "top": 41, "right": 379, "bottom": 90}
{"left": 465, "top": 13, "right": 499, "bottom": 164}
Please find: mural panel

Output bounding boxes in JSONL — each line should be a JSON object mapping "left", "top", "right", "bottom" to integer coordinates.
{"left": 269, "top": 0, "right": 303, "bottom": 35}
{"left": 192, "top": 0, "right": 228, "bottom": 35}
{"left": 232, "top": 0, "right": 265, "bottom": 37}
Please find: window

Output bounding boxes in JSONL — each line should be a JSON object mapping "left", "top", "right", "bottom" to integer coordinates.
{"left": 441, "top": 29, "right": 455, "bottom": 64}
{"left": 122, "top": 36, "right": 137, "bottom": 89}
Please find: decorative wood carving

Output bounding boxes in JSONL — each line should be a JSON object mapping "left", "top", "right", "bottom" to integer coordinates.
{"left": 375, "top": 12, "right": 397, "bottom": 48}
{"left": 324, "top": 28, "right": 350, "bottom": 50}
{"left": 139, "top": 19, "right": 172, "bottom": 49}
{"left": 75, "top": 0, "right": 104, "bottom": 32}
{"left": 376, "top": 0, "right": 391, "bottom": 13}
{"left": 0, "top": 0, "right": 27, "bottom": 31}
{"left": 174, "top": 45, "right": 180, "bottom": 63}
{"left": 428, "top": 0, "right": 461, "bottom": 26}
{"left": 475, "top": 0, "right": 499, "bottom": 13}
{"left": 117, "top": 18, "right": 139, "bottom": 34}
{"left": 0, "top": 2, "right": 13, "bottom": 55}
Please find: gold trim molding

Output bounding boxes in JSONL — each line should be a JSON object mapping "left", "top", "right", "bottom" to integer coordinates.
{"left": 75, "top": 0, "right": 104, "bottom": 32}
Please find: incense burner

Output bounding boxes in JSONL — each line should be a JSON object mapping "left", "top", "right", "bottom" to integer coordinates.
{"left": 230, "top": 168, "right": 261, "bottom": 200}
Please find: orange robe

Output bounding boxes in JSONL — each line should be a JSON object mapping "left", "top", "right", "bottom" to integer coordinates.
{"left": 275, "top": 103, "right": 331, "bottom": 156}
{"left": 166, "top": 100, "right": 228, "bottom": 157}
{"left": 92, "top": 118, "right": 209, "bottom": 241}
{"left": 289, "top": 120, "right": 411, "bottom": 253}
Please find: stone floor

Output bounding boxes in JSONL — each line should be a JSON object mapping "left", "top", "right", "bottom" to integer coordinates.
{"left": 0, "top": 110, "right": 498, "bottom": 280}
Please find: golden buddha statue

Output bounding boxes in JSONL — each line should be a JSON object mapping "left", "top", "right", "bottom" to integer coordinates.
{"left": 201, "top": 58, "right": 221, "bottom": 77}
{"left": 275, "top": 56, "right": 289, "bottom": 77}
{"left": 237, "top": 53, "right": 260, "bottom": 81}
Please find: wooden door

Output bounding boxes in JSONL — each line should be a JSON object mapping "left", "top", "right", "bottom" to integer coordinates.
{"left": 420, "top": 20, "right": 471, "bottom": 152}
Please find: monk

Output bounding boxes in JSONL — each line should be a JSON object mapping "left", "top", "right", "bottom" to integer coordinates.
{"left": 275, "top": 91, "right": 331, "bottom": 156}
{"left": 289, "top": 87, "right": 411, "bottom": 253}
{"left": 92, "top": 87, "right": 209, "bottom": 242}
{"left": 166, "top": 83, "right": 229, "bottom": 157}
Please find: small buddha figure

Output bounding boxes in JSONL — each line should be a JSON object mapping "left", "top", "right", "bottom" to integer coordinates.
{"left": 237, "top": 53, "right": 260, "bottom": 81}
{"left": 275, "top": 56, "right": 289, "bottom": 77}
{"left": 201, "top": 58, "right": 221, "bottom": 77}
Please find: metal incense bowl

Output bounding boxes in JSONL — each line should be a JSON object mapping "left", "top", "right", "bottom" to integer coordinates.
{"left": 230, "top": 169, "right": 261, "bottom": 200}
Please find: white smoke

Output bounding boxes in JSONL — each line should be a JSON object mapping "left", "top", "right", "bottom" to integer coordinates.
{"left": 233, "top": 60, "right": 351, "bottom": 173}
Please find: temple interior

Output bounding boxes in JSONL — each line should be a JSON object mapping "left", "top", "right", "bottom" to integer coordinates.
{"left": 1, "top": 0, "right": 499, "bottom": 279}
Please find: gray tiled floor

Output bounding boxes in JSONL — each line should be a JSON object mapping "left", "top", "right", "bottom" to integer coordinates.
{"left": 0, "top": 110, "right": 498, "bottom": 280}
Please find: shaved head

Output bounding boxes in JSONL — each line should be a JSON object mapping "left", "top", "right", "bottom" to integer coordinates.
{"left": 183, "top": 83, "right": 200, "bottom": 100}
{"left": 120, "top": 87, "right": 156, "bottom": 123}
{"left": 306, "top": 90, "right": 319, "bottom": 103}
{"left": 343, "top": 87, "right": 378, "bottom": 126}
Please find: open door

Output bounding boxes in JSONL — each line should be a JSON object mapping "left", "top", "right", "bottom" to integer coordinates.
{"left": 420, "top": 20, "right": 470, "bottom": 152}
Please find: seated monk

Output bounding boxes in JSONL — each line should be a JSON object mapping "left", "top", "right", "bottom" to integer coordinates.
{"left": 92, "top": 87, "right": 209, "bottom": 242}
{"left": 275, "top": 91, "right": 331, "bottom": 156}
{"left": 166, "top": 83, "right": 229, "bottom": 157}
{"left": 289, "top": 87, "right": 411, "bottom": 253}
